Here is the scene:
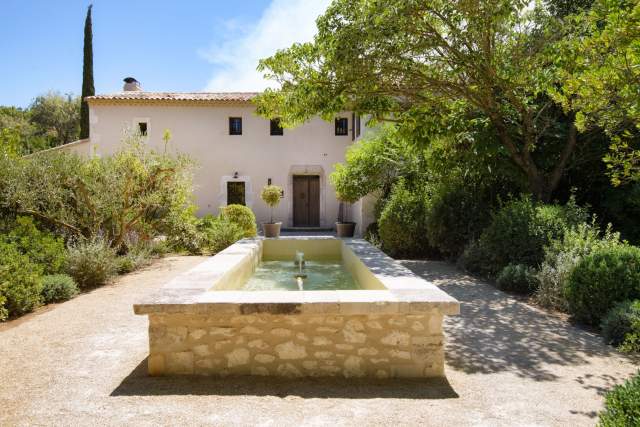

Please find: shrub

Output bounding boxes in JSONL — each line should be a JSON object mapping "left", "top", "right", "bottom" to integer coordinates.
{"left": 199, "top": 216, "right": 244, "bottom": 254}
{"left": 165, "top": 210, "right": 203, "bottom": 254}
{"left": 425, "top": 181, "right": 493, "bottom": 258}
{"left": 1, "top": 216, "right": 66, "bottom": 274}
{"left": 378, "top": 180, "right": 433, "bottom": 258}
{"left": 0, "top": 295, "right": 7, "bottom": 322}
{"left": 65, "top": 238, "right": 118, "bottom": 288}
{"left": 0, "top": 242, "right": 43, "bottom": 318}
{"left": 535, "top": 222, "right": 622, "bottom": 311}
{"left": 461, "top": 196, "right": 586, "bottom": 276}
{"left": 601, "top": 300, "right": 640, "bottom": 353}
{"left": 598, "top": 372, "right": 640, "bottom": 426}
{"left": 567, "top": 245, "right": 640, "bottom": 325}
{"left": 364, "top": 222, "right": 380, "bottom": 247}
{"left": 0, "top": 134, "right": 195, "bottom": 249}
{"left": 220, "top": 204, "right": 257, "bottom": 238}
{"left": 496, "top": 264, "right": 539, "bottom": 294}
{"left": 41, "top": 274, "right": 79, "bottom": 303}
{"left": 116, "top": 249, "right": 152, "bottom": 274}
{"left": 260, "top": 185, "right": 282, "bottom": 223}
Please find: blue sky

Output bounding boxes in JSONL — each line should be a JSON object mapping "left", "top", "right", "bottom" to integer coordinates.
{"left": 0, "top": 0, "right": 330, "bottom": 107}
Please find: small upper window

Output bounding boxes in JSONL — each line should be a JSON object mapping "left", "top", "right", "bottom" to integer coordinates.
{"left": 138, "top": 122, "right": 148, "bottom": 136}
{"left": 335, "top": 118, "right": 348, "bottom": 136}
{"left": 229, "top": 117, "right": 242, "bottom": 135}
{"left": 270, "top": 118, "right": 283, "bottom": 136}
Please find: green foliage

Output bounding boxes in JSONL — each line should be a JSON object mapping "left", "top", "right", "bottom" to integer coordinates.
{"left": 496, "top": 264, "right": 539, "bottom": 294}
{"left": 0, "top": 295, "right": 7, "bottom": 322}
{"left": 535, "top": 222, "right": 622, "bottom": 311}
{"left": 330, "top": 125, "right": 429, "bottom": 203}
{"left": 425, "top": 180, "right": 494, "bottom": 258}
{"left": 378, "top": 179, "right": 432, "bottom": 258}
{"left": 80, "top": 4, "right": 94, "bottom": 139}
{"left": 220, "top": 204, "right": 257, "bottom": 238}
{"left": 260, "top": 185, "right": 282, "bottom": 223}
{"left": 598, "top": 372, "right": 640, "bottom": 426}
{"left": 164, "top": 208, "right": 202, "bottom": 254}
{"left": 29, "top": 92, "right": 80, "bottom": 146}
{"left": 551, "top": 0, "right": 640, "bottom": 185}
{"left": 1, "top": 216, "right": 66, "bottom": 274}
{"left": 41, "top": 274, "right": 79, "bottom": 303}
{"left": 462, "top": 196, "right": 586, "bottom": 276}
{"left": 0, "top": 134, "right": 195, "bottom": 250}
{"left": 116, "top": 247, "right": 152, "bottom": 274}
{"left": 65, "top": 238, "right": 117, "bottom": 289}
{"left": 0, "top": 242, "right": 43, "bottom": 318}
{"left": 601, "top": 300, "right": 640, "bottom": 353}
{"left": 260, "top": 185, "right": 282, "bottom": 207}
{"left": 255, "top": 0, "right": 587, "bottom": 200}
{"left": 567, "top": 245, "right": 640, "bottom": 325}
{"left": 199, "top": 216, "right": 245, "bottom": 254}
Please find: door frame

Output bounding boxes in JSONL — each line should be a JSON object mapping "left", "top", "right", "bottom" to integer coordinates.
{"left": 287, "top": 165, "right": 326, "bottom": 227}
{"left": 292, "top": 175, "right": 320, "bottom": 227}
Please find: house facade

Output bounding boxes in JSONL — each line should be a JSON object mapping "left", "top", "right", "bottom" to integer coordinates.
{"left": 57, "top": 79, "right": 375, "bottom": 234}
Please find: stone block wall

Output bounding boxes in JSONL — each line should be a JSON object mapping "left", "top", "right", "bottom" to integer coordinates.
{"left": 146, "top": 311, "right": 445, "bottom": 378}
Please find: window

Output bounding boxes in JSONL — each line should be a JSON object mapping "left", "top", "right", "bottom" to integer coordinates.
{"left": 227, "top": 181, "right": 246, "bottom": 205}
{"left": 270, "top": 118, "right": 283, "bottom": 136}
{"left": 356, "top": 114, "right": 361, "bottom": 137}
{"left": 229, "top": 117, "right": 242, "bottom": 135}
{"left": 137, "top": 121, "right": 148, "bottom": 136}
{"left": 335, "top": 117, "right": 348, "bottom": 136}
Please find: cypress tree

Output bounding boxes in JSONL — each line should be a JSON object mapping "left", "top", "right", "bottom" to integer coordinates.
{"left": 80, "top": 4, "right": 94, "bottom": 139}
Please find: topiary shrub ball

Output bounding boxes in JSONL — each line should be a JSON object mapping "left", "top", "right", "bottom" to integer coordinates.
{"left": 220, "top": 204, "right": 257, "bottom": 238}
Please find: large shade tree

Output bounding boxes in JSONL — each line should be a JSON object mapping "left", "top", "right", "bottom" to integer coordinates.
{"left": 552, "top": 0, "right": 640, "bottom": 185}
{"left": 255, "top": 0, "right": 591, "bottom": 201}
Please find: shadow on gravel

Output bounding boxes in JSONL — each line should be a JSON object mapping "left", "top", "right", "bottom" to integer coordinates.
{"left": 111, "top": 358, "right": 459, "bottom": 399}
{"left": 402, "top": 260, "right": 632, "bottom": 387}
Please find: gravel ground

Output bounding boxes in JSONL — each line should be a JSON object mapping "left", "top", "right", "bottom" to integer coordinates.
{"left": 0, "top": 256, "right": 637, "bottom": 426}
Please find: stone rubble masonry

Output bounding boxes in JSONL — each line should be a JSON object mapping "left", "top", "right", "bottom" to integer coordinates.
{"left": 137, "top": 237, "right": 459, "bottom": 379}
{"left": 147, "top": 311, "right": 446, "bottom": 378}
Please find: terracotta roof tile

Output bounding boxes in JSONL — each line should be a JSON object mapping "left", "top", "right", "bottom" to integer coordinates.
{"left": 86, "top": 92, "right": 259, "bottom": 103}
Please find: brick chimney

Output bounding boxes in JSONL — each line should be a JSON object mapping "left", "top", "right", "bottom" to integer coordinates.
{"left": 123, "top": 77, "right": 142, "bottom": 91}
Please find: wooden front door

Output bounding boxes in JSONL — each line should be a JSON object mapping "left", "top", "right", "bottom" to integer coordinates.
{"left": 293, "top": 175, "right": 320, "bottom": 227}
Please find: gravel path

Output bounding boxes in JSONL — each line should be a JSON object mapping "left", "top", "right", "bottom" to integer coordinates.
{"left": 0, "top": 256, "right": 637, "bottom": 426}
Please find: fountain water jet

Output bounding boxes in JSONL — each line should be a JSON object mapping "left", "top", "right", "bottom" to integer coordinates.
{"left": 294, "top": 251, "right": 306, "bottom": 290}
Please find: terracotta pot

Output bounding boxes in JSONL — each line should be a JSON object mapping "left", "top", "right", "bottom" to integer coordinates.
{"left": 262, "top": 222, "right": 282, "bottom": 238}
{"left": 336, "top": 222, "right": 356, "bottom": 238}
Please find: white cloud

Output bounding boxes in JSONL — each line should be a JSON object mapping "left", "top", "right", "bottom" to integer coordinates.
{"left": 200, "top": 0, "right": 331, "bottom": 92}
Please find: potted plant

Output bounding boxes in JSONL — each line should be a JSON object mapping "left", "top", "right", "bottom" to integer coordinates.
{"left": 336, "top": 197, "right": 357, "bottom": 238}
{"left": 260, "top": 184, "right": 283, "bottom": 238}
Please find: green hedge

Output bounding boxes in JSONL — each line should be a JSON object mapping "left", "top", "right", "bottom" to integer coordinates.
{"left": 461, "top": 196, "right": 586, "bottom": 276}
{"left": 567, "top": 245, "right": 640, "bottom": 325}
{"left": 601, "top": 300, "right": 640, "bottom": 353}
{"left": 378, "top": 180, "right": 433, "bottom": 258}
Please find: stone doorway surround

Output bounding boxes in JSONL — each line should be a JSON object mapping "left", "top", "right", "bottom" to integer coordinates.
{"left": 287, "top": 165, "right": 326, "bottom": 227}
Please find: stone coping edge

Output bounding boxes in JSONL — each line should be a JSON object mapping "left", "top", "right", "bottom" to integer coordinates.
{"left": 133, "top": 237, "right": 460, "bottom": 316}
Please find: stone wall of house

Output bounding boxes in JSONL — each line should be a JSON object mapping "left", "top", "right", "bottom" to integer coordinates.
{"left": 146, "top": 311, "right": 445, "bottom": 378}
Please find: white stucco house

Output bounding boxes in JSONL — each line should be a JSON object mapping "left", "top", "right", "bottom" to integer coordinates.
{"left": 55, "top": 78, "right": 376, "bottom": 235}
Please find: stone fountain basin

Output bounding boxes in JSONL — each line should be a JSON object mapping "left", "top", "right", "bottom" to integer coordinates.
{"left": 134, "top": 236, "right": 459, "bottom": 378}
